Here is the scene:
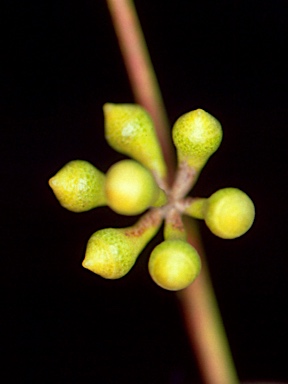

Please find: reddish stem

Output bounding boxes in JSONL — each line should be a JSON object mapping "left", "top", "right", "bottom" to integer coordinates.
{"left": 106, "top": 0, "right": 175, "bottom": 183}
{"left": 106, "top": 1, "right": 239, "bottom": 383}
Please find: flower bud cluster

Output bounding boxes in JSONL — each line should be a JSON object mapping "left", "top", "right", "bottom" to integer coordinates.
{"left": 49, "top": 103, "right": 255, "bottom": 290}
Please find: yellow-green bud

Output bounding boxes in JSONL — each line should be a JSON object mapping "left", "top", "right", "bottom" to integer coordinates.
{"left": 48, "top": 160, "right": 106, "bottom": 212}
{"left": 148, "top": 240, "right": 201, "bottom": 291}
{"left": 205, "top": 188, "right": 255, "bottom": 239}
{"left": 104, "top": 103, "right": 167, "bottom": 181}
{"left": 172, "top": 109, "right": 222, "bottom": 171}
{"left": 83, "top": 210, "right": 162, "bottom": 279}
{"left": 105, "top": 159, "right": 164, "bottom": 215}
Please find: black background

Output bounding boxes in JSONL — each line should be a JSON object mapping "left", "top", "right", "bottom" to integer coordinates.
{"left": 1, "top": 1, "right": 288, "bottom": 383}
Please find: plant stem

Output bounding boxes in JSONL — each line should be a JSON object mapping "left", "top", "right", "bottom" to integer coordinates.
{"left": 106, "top": 0, "right": 175, "bottom": 183}
{"left": 106, "top": 0, "right": 239, "bottom": 383}
{"left": 179, "top": 218, "right": 239, "bottom": 384}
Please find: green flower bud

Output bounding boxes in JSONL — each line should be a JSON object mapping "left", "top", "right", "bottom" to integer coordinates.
{"left": 104, "top": 103, "right": 167, "bottom": 182}
{"left": 82, "top": 210, "right": 163, "bottom": 279}
{"left": 49, "top": 160, "right": 106, "bottom": 212}
{"left": 204, "top": 188, "right": 255, "bottom": 239}
{"left": 172, "top": 109, "right": 222, "bottom": 171}
{"left": 105, "top": 159, "right": 165, "bottom": 215}
{"left": 148, "top": 240, "right": 201, "bottom": 291}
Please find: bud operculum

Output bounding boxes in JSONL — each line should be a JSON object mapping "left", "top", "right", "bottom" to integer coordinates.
{"left": 49, "top": 160, "right": 106, "bottom": 212}
{"left": 172, "top": 109, "right": 223, "bottom": 172}
{"left": 104, "top": 103, "right": 167, "bottom": 184}
{"left": 204, "top": 188, "right": 255, "bottom": 239}
{"left": 82, "top": 209, "right": 163, "bottom": 279}
{"left": 105, "top": 159, "right": 165, "bottom": 215}
{"left": 148, "top": 239, "right": 201, "bottom": 291}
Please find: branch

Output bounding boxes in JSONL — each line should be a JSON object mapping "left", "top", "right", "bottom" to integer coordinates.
{"left": 106, "top": 0, "right": 175, "bottom": 182}
{"left": 106, "top": 1, "right": 239, "bottom": 383}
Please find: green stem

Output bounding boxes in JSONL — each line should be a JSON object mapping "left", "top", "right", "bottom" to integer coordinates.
{"left": 184, "top": 197, "right": 207, "bottom": 219}
{"left": 106, "top": 1, "right": 239, "bottom": 383}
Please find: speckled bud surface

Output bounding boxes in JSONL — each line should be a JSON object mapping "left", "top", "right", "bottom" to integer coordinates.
{"left": 205, "top": 188, "right": 255, "bottom": 239}
{"left": 49, "top": 160, "right": 106, "bottom": 212}
{"left": 148, "top": 240, "right": 201, "bottom": 291}
{"left": 83, "top": 228, "right": 137, "bottom": 279}
{"left": 83, "top": 211, "right": 162, "bottom": 279}
{"left": 172, "top": 109, "right": 222, "bottom": 170}
{"left": 104, "top": 103, "right": 167, "bottom": 180}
